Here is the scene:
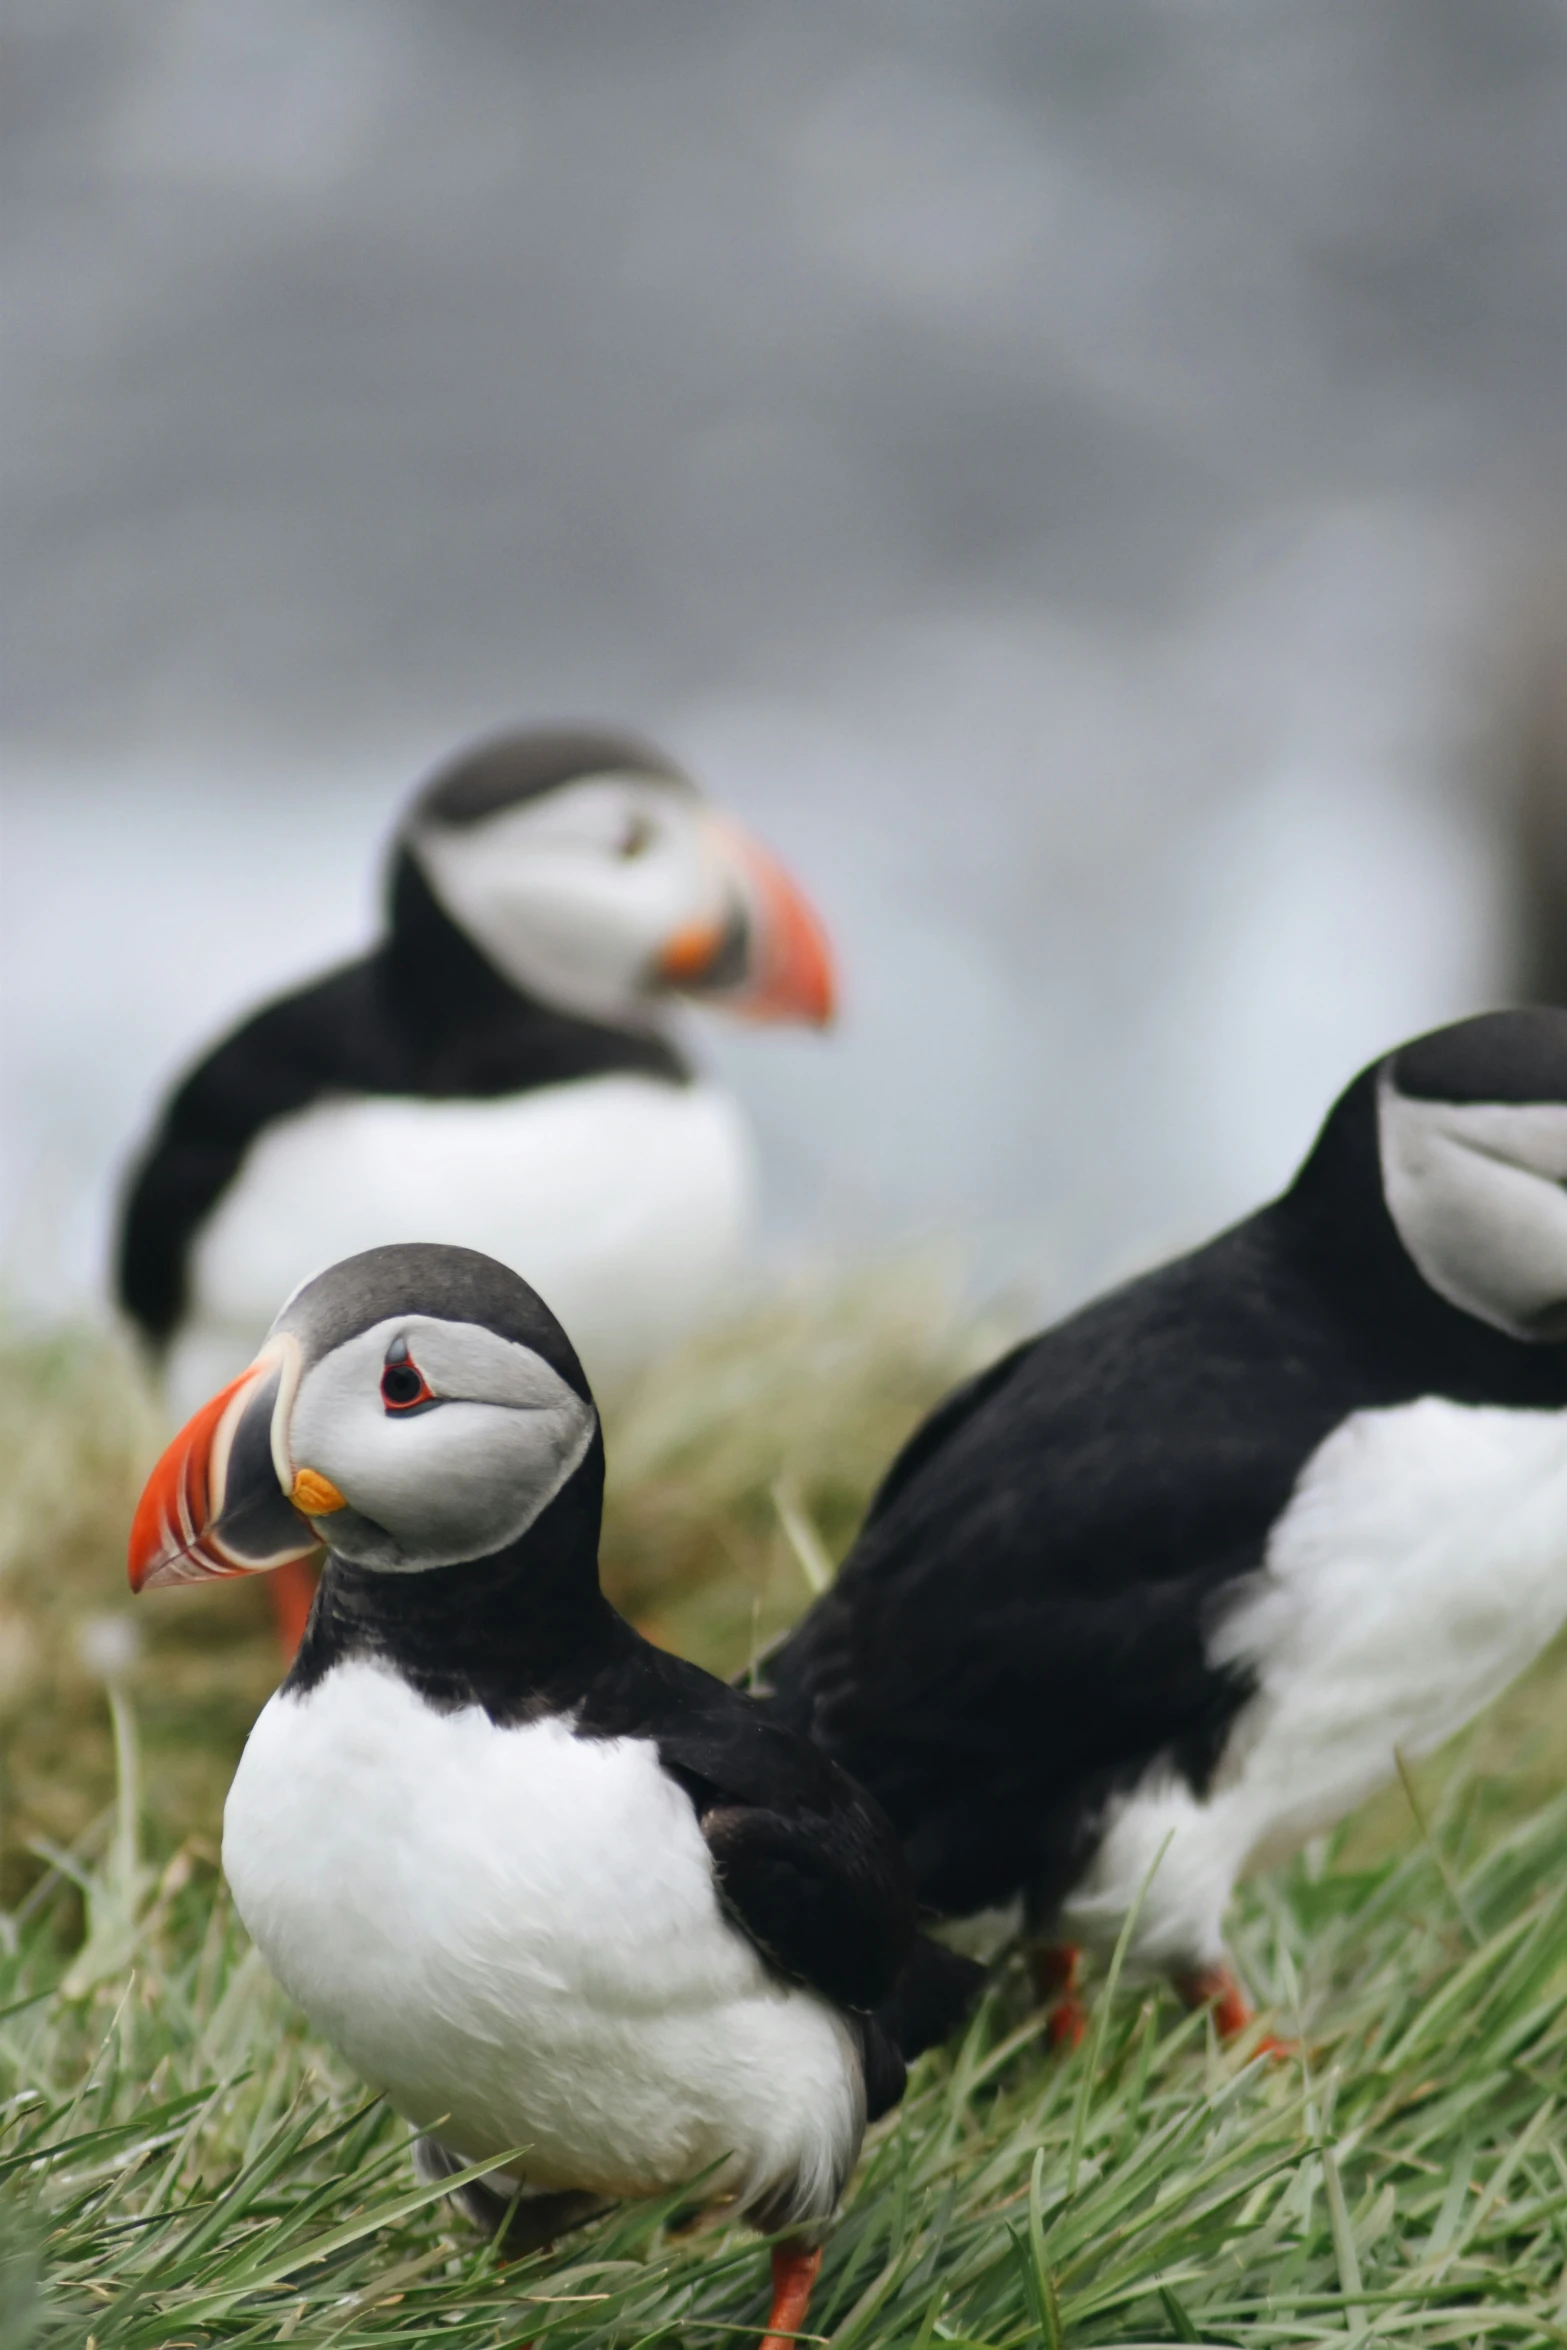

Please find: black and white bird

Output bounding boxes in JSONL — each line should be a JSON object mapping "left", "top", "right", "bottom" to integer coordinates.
{"left": 760, "top": 1009, "right": 1567, "bottom": 2040}
{"left": 128, "top": 1243, "right": 971, "bottom": 2348}
{"left": 117, "top": 726, "right": 834, "bottom": 1420}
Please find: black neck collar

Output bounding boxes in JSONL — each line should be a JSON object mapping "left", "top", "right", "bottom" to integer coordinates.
{"left": 284, "top": 1430, "right": 632, "bottom": 1721}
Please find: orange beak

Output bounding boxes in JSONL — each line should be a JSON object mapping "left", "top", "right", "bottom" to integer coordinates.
{"left": 656, "top": 818, "right": 836, "bottom": 1027}
{"left": 128, "top": 1342, "right": 321, "bottom": 1593}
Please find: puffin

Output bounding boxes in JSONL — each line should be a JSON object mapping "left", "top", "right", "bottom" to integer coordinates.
{"left": 759, "top": 1008, "right": 1567, "bottom": 2042}
{"left": 116, "top": 726, "right": 835, "bottom": 1652}
{"left": 126, "top": 1242, "right": 976, "bottom": 2347}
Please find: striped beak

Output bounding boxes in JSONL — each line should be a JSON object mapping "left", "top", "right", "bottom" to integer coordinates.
{"left": 657, "top": 817, "right": 836, "bottom": 1028}
{"left": 128, "top": 1339, "right": 321, "bottom": 1592}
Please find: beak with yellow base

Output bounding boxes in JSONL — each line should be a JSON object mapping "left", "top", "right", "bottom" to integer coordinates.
{"left": 128, "top": 1336, "right": 345, "bottom": 1622}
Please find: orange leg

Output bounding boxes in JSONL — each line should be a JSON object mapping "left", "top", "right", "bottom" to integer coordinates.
{"left": 760, "top": 2241, "right": 823, "bottom": 2349}
{"left": 269, "top": 1558, "right": 320, "bottom": 1661}
{"left": 1029, "top": 1943, "right": 1088, "bottom": 2049}
{"left": 1175, "top": 1964, "right": 1290, "bottom": 2058}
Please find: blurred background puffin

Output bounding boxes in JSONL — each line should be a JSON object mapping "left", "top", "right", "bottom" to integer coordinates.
{"left": 116, "top": 725, "right": 835, "bottom": 1653}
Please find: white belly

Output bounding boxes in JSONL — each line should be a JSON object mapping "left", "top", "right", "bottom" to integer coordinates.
{"left": 223, "top": 1660, "right": 860, "bottom": 2221}
{"left": 169, "top": 1076, "right": 754, "bottom": 1415}
{"left": 1061, "top": 1397, "right": 1567, "bottom": 1970}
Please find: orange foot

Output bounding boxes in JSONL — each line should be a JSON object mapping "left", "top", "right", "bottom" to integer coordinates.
{"left": 1174, "top": 1964, "right": 1290, "bottom": 2058}
{"left": 270, "top": 1557, "right": 320, "bottom": 1662}
{"left": 1029, "top": 1943, "right": 1088, "bottom": 2050}
{"left": 760, "top": 2241, "right": 823, "bottom": 2349}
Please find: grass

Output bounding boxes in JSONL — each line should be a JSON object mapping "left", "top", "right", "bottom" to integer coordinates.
{"left": 1, "top": 1278, "right": 1566, "bottom": 2345}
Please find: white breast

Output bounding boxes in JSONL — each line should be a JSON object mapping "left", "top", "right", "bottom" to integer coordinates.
{"left": 1061, "top": 1397, "right": 1567, "bottom": 1972}
{"left": 168, "top": 1076, "right": 753, "bottom": 1416}
{"left": 222, "top": 1660, "right": 860, "bottom": 2223}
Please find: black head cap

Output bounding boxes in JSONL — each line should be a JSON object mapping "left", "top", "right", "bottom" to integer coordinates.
{"left": 408, "top": 726, "right": 691, "bottom": 832}
{"left": 273, "top": 1243, "right": 594, "bottom": 1406}
{"left": 1390, "top": 1007, "right": 1567, "bottom": 1107}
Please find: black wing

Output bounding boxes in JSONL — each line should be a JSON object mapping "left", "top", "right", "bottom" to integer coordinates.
{"left": 642, "top": 1657, "right": 970, "bottom": 2108}
{"left": 116, "top": 959, "right": 391, "bottom": 1346}
{"left": 571, "top": 1630, "right": 915, "bottom": 2014}
{"left": 654, "top": 1674, "right": 917, "bottom": 2016}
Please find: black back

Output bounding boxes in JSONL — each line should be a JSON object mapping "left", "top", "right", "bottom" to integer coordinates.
{"left": 116, "top": 851, "right": 688, "bottom": 1347}
{"left": 759, "top": 1064, "right": 1567, "bottom": 1923}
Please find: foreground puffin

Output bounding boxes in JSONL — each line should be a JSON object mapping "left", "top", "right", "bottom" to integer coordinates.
{"left": 128, "top": 1243, "right": 973, "bottom": 2346}
{"left": 117, "top": 726, "right": 834, "bottom": 1652}
{"left": 761, "top": 1008, "right": 1567, "bottom": 2040}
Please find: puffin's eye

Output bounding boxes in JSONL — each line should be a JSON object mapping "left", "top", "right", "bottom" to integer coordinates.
{"left": 618, "top": 813, "right": 654, "bottom": 860}
{"left": 381, "top": 1339, "right": 435, "bottom": 1414}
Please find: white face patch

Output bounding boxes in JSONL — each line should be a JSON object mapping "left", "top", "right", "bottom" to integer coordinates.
{"left": 411, "top": 774, "right": 728, "bottom": 1025}
{"left": 1378, "top": 1077, "right": 1567, "bottom": 1339}
{"left": 286, "top": 1314, "right": 595, "bottom": 1570}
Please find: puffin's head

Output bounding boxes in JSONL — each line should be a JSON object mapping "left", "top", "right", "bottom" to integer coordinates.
{"left": 128, "top": 1244, "right": 598, "bottom": 1591}
{"left": 1372, "top": 1008, "right": 1567, "bottom": 1341}
{"left": 396, "top": 726, "right": 835, "bottom": 1031}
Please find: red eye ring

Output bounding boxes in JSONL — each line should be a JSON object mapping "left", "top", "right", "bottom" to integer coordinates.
{"left": 381, "top": 1349, "right": 434, "bottom": 1413}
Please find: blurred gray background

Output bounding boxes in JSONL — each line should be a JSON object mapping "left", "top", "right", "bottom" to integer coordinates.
{"left": 6, "top": 0, "right": 1567, "bottom": 1319}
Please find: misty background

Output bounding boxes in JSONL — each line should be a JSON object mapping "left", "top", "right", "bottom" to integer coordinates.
{"left": 6, "top": 1, "right": 1567, "bottom": 1327}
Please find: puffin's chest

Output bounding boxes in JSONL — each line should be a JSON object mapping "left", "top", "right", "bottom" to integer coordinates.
{"left": 223, "top": 1662, "right": 757, "bottom": 2090}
